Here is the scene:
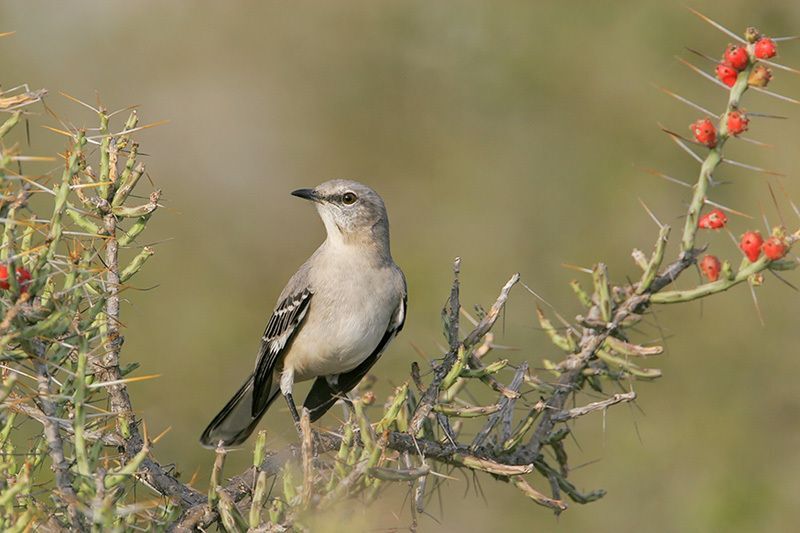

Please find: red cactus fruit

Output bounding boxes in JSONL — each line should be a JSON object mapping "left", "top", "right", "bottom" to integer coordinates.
{"left": 762, "top": 236, "right": 787, "bottom": 260}
{"left": 716, "top": 63, "right": 738, "bottom": 87}
{"left": 754, "top": 37, "right": 777, "bottom": 59}
{"left": 726, "top": 110, "right": 749, "bottom": 136}
{"left": 690, "top": 118, "right": 717, "bottom": 148}
{"left": 700, "top": 255, "right": 722, "bottom": 282}
{"left": 698, "top": 208, "right": 727, "bottom": 230}
{"left": 0, "top": 265, "right": 32, "bottom": 293}
{"left": 748, "top": 65, "right": 772, "bottom": 87}
{"left": 724, "top": 45, "right": 749, "bottom": 70}
{"left": 739, "top": 231, "right": 764, "bottom": 262}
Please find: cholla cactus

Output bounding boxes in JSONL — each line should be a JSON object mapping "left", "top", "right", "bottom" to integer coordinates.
{"left": 0, "top": 64, "right": 175, "bottom": 528}
{"left": 1, "top": 11, "right": 799, "bottom": 532}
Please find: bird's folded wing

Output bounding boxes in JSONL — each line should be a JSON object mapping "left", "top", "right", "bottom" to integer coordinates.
{"left": 304, "top": 293, "right": 406, "bottom": 421}
{"left": 252, "top": 288, "right": 312, "bottom": 414}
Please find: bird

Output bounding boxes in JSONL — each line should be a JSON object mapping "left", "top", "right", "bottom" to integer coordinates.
{"left": 200, "top": 179, "right": 407, "bottom": 448}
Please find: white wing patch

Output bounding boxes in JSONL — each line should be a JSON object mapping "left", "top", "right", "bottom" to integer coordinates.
{"left": 263, "top": 299, "right": 311, "bottom": 357}
{"left": 252, "top": 288, "right": 313, "bottom": 413}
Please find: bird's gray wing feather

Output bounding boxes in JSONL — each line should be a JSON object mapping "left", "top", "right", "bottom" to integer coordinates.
{"left": 304, "top": 289, "right": 406, "bottom": 422}
{"left": 252, "top": 287, "right": 312, "bottom": 415}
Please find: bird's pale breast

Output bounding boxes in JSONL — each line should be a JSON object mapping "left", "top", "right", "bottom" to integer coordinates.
{"left": 284, "top": 247, "right": 402, "bottom": 382}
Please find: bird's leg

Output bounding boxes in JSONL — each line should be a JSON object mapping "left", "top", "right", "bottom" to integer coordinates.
{"left": 342, "top": 393, "right": 355, "bottom": 417}
{"left": 283, "top": 392, "right": 301, "bottom": 426}
{"left": 280, "top": 367, "right": 303, "bottom": 435}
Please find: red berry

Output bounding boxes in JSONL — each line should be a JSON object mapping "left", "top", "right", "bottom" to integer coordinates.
{"left": 716, "top": 63, "right": 737, "bottom": 87}
{"left": 699, "top": 255, "right": 722, "bottom": 282}
{"left": 762, "top": 236, "right": 787, "bottom": 260}
{"left": 739, "top": 231, "right": 764, "bottom": 262}
{"left": 0, "top": 265, "right": 31, "bottom": 293}
{"left": 723, "top": 45, "right": 749, "bottom": 70}
{"left": 754, "top": 37, "right": 777, "bottom": 59}
{"left": 690, "top": 118, "right": 717, "bottom": 148}
{"left": 16, "top": 267, "right": 31, "bottom": 293}
{"left": 726, "top": 110, "right": 749, "bottom": 136}
{"left": 748, "top": 65, "right": 772, "bottom": 87}
{"left": 698, "top": 208, "right": 728, "bottom": 230}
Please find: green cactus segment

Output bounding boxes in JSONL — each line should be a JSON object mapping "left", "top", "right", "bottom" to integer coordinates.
{"left": 120, "top": 247, "right": 154, "bottom": 282}
{"left": 0, "top": 112, "right": 21, "bottom": 139}
{"left": 570, "top": 279, "right": 592, "bottom": 307}
{"left": 596, "top": 349, "right": 662, "bottom": 380}
{"left": 441, "top": 345, "right": 466, "bottom": 391}
{"left": 375, "top": 383, "right": 409, "bottom": 433}
{"left": 681, "top": 63, "right": 753, "bottom": 253}
{"left": 592, "top": 263, "right": 612, "bottom": 322}
{"left": 650, "top": 252, "right": 775, "bottom": 303}
{"left": 637, "top": 225, "right": 670, "bottom": 294}
{"left": 537, "top": 306, "right": 577, "bottom": 352}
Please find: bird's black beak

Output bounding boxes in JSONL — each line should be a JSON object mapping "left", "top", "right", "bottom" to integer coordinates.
{"left": 291, "top": 188, "right": 320, "bottom": 202}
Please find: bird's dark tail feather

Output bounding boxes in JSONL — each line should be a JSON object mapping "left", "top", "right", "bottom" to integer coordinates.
{"left": 200, "top": 375, "right": 279, "bottom": 448}
{"left": 303, "top": 377, "right": 346, "bottom": 422}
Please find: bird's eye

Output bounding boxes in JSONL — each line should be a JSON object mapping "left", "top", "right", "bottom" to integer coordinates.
{"left": 342, "top": 192, "right": 358, "bottom": 205}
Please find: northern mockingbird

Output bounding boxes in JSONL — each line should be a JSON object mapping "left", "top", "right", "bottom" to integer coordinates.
{"left": 200, "top": 180, "right": 407, "bottom": 448}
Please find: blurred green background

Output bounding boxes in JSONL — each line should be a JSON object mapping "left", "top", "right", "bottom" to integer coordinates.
{"left": 4, "top": 1, "right": 800, "bottom": 531}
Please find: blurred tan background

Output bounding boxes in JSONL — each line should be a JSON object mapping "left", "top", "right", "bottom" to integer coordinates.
{"left": 4, "top": 1, "right": 800, "bottom": 531}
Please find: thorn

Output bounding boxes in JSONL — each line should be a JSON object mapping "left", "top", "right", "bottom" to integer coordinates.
{"left": 409, "top": 341, "right": 429, "bottom": 362}
{"left": 8, "top": 155, "right": 57, "bottom": 163}
{"left": 760, "top": 59, "right": 800, "bottom": 75}
{"left": 659, "top": 123, "right": 708, "bottom": 148}
{"left": 560, "top": 263, "right": 593, "bottom": 274}
{"left": 676, "top": 56, "right": 729, "bottom": 90}
{"left": 59, "top": 91, "right": 100, "bottom": 113}
{"left": 772, "top": 35, "right": 800, "bottom": 42}
{"left": 703, "top": 199, "right": 753, "bottom": 219}
{"left": 41, "top": 99, "right": 74, "bottom": 137}
{"left": 687, "top": 7, "right": 746, "bottom": 44}
{"left": 638, "top": 198, "right": 664, "bottom": 228}
{"left": 88, "top": 373, "right": 162, "bottom": 389}
{"left": 748, "top": 111, "right": 788, "bottom": 119}
{"left": 775, "top": 181, "right": 800, "bottom": 220}
{"left": 151, "top": 425, "right": 172, "bottom": 444}
{"left": 638, "top": 166, "right": 691, "bottom": 188}
{"left": 769, "top": 269, "right": 800, "bottom": 292}
{"left": 725, "top": 228, "right": 742, "bottom": 255}
{"left": 751, "top": 86, "right": 800, "bottom": 105}
{"left": 41, "top": 125, "right": 75, "bottom": 138}
{"left": 685, "top": 47, "right": 717, "bottom": 64}
{"left": 521, "top": 282, "right": 576, "bottom": 333}
{"left": 12, "top": 174, "right": 56, "bottom": 195}
{"left": 767, "top": 183, "right": 786, "bottom": 228}
{"left": 749, "top": 283, "right": 765, "bottom": 327}
{"left": 108, "top": 104, "right": 141, "bottom": 118}
{"left": 654, "top": 84, "right": 718, "bottom": 118}
{"left": 84, "top": 120, "right": 170, "bottom": 141}
{"left": 759, "top": 200, "right": 770, "bottom": 234}
{"left": 520, "top": 281, "right": 555, "bottom": 308}
{"left": 737, "top": 136, "right": 774, "bottom": 149}
{"left": 459, "top": 307, "right": 478, "bottom": 326}
{"left": 662, "top": 127, "right": 704, "bottom": 163}
{"left": 721, "top": 158, "right": 786, "bottom": 176}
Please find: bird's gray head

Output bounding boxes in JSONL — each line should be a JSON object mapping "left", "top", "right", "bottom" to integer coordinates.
{"left": 292, "top": 179, "right": 391, "bottom": 251}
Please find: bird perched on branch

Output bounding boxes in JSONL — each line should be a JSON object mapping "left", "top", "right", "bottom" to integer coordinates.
{"left": 201, "top": 180, "right": 407, "bottom": 448}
